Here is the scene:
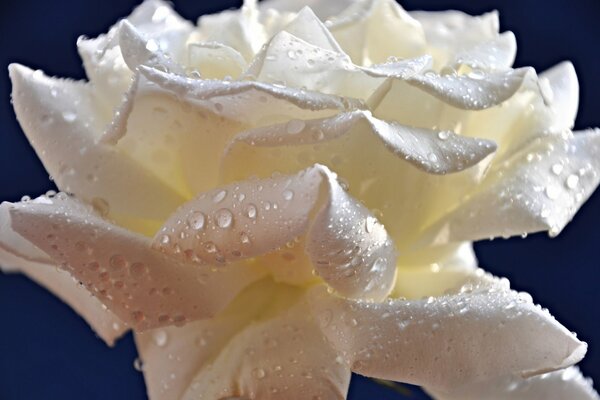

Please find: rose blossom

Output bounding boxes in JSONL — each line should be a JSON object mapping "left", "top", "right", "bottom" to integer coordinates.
{"left": 1, "top": 0, "right": 599, "bottom": 399}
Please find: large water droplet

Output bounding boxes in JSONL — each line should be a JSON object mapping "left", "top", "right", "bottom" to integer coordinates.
{"left": 282, "top": 189, "right": 294, "bottom": 201}
{"left": 212, "top": 190, "right": 227, "bottom": 203}
{"left": 187, "top": 211, "right": 206, "bottom": 230}
{"left": 245, "top": 204, "right": 257, "bottom": 219}
{"left": 216, "top": 209, "right": 233, "bottom": 229}
{"left": 153, "top": 330, "right": 168, "bottom": 347}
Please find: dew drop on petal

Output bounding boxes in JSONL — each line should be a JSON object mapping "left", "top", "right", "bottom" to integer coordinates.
{"left": 566, "top": 174, "right": 579, "bottom": 189}
{"left": 245, "top": 204, "right": 257, "bottom": 219}
{"left": 187, "top": 211, "right": 206, "bottom": 230}
{"left": 153, "top": 330, "right": 168, "bottom": 347}
{"left": 282, "top": 189, "right": 294, "bottom": 201}
{"left": 216, "top": 209, "right": 233, "bottom": 229}
{"left": 286, "top": 119, "right": 305, "bottom": 134}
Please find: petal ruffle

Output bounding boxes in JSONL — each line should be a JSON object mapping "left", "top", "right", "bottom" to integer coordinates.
{"left": 180, "top": 290, "right": 351, "bottom": 400}
{"left": 155, "top": 164, "right": 396, "bottom": 301}
{"left": 426, "top": 367, "right": 600, "bottom": 400}
{"left": 227, "top": 110, "right": 496, "bottom": 174}
{"left": 8, "top": 194, "right": 265, "bottom": 330}
{"left": 309, "top": 274, "right": 586, "bottom": 393}
{"left": 9, "top": 64, "right": 186, "bottom": 221}
{"left": 421, "top": 129, "right": 600, "bottom": 243}
{"left": 0, "top": 201, "right": 127, "bottom": 345}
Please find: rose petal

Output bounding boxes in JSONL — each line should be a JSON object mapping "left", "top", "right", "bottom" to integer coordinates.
{"left": 187, "top": 42, "right": 247, "bottom": 79}
{"left": 406, "top": 67, "right": 533, "bottom": 110}
{"left": 180, "top": 292, "right": 351, "bottom": 400}
{"left": 540, "top": 61, "right": 579, "bottom": 131}
{"left": 327, "top": 0, "right": 427, "bottom": 64}
{"left": 450, "top": 32, "right": 517, "bottom": 71}
{"left": 155, "top": 164, "right": 396, "bottom": 301}
{"left": 196, "top": 0, "right": 267, "bottom": 60}
{"left": 246, "top": 30, "right": 429, "bottom": 99}
{"left": 228, "top": 110, "right": 496, "bottom": 174}
{"left": 0, "top": 201, "right": 127, "bottom": 345}
{"left": 8, "top": 64, "right": 186, "bottom": 221}
{"left": 393, "top": 242, "right": 477, "bottom": 299}
{"left": 420, "top": 129, "right": 600, "bottom": 243}
{"left": 221, "top": 104, "right": 492, "bottom": 251}
{"left": 281, "top": 6, "right": 344, "bottom": 52}
{"left": 135, "top": 279, "right": 280, "bottom": 400}
{"left": 117, "top": 20, "right": 186, "bottom": 75}
{"left": 77, "top": 0, "right": 191, "bottom": 110}
{"left": 139, "top": 65, "right": 360, "bottom": 124}
{"left": 259, "top": 0, "right": 358, "bottom": 20}
{"left": 8, "top": 194, "right": 265, "bottom": 330}
{"left": 426, "top": 367, "right": 600, "bottom": 400}
{"left": 410, "top": 9, "right": 500, "bottom": 68}
{"left": 309, "top": 274, "right": 586, "bottom": 393}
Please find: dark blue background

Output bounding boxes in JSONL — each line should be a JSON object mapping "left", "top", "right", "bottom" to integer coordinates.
{"left": 0, "top": 1, "right": 598, "bottom": 399}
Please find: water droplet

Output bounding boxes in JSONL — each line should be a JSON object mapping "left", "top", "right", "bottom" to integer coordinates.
{"left": 287, "top": 50, "right": 296, "bottom": 59}
{"left": 62, "top": 111, "right": 77, "bottom": 122}
{"left": 145, "top": 39, "right": 159, "bottom": 52}
{"left": 551, "top": 163, "right": 563, "bottom": 175}
{"left": 365, "top": 217, "right": 376, "bottom": 233}
{"left": 253, "top": 368, "right": 266, "bottom": 379}
{"left": 468, "top": 69, "right": 485, "bottom": 80}
{"left": 245, "top": 204, "right": 257, "bottom": 219}
{"left": 212, "top": 190, "right": 227, "bottom": 203}
{"left": 240, "top": 232, "right": 251, "bottom": 244}
{"left": 437, "top": 131, "right": 450, "bottom": 140}
{"left": 130, "top": 262, "right": 148, "bottom": 278}
{"left": 282, "top": 189, "right": 294, "bottom": 201}
{"left": 216, "top": 209, "right": 233, "bottom": 229}
{"left": 160, "top": 234, "right": 171, "bottom": 245}
{"left": 286, "top": 119, "right": 306, "bottom": 134}
{"left": 110, "top": 254, "right": 128, "bottom": 269}
{"left": 153, "top": 330, "right": 168, "bottom": 347}
{"left": 565, "top": 174, "right": 579, "bottom": 189}
{"left": 133, "top": 357, "right": 144, "bottom": 371}
{"left": 187, "top": 211, "right": 205, "bottom": 230}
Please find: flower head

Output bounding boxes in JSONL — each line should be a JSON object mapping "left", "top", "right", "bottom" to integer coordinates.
{"left": 1, "top": 0, "right": 599, "bottom": 399}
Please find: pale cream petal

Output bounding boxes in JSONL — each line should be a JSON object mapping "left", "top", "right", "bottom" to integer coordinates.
{"left": 118, "top": 20, "right": 186, "bottom": 75}
{"left": 281, "top": 6, "right": 344, "bottom": 52}
{"left": 245, "top": 30, "right": 428, "bottom": 99}
{"left": 181, "top": 292, "right": 351, "bottom": 400}
{"left": 406, "top": 67, "right": 533, "bottom": 110}
{"left": 393, "top": 242, "right": 477, "bottom": 300}
{"left": 155, "top": 165, "right": 396, "bottom": 301}
{"left": 410, "top": 10, "right": 500, "bottom": 68}
{"left": 8, "top": 194, "right": 265, "bottom": 331}
{"left": 135, "top": 279, "right": 279, "bottom": 400}
{"left": 187, "top": 42, "right": 247, "bottom": 79}
{"left": 309, "top": 274, "right": 586, "bottom": 393}
{"left": 9, "top": 64, "right": 185, "bottom": 221}
{"left": 220, "top": 98, "right": 491, "bottom": 251}
{"left": 77, "top": 0, "right": 191, "bottom": 112}
{"left": 106, "top": 65, "right": 356, "bottom": 197}
{"left": 327, "top": 0, "right": 427, "bottom": 65}
{"left": 196, "top": 1, "right": 267, "bottom": 60}
{"left": 139, "top": 65, "right": 359, "bottom": 124}
{"left": 259, "top": 0, "right": 358, "bottom": 20}
{"left": 0, "top": 202, "right": 127, "bottom": 345}
{"left": 420, "top": 129, "right": 600, "bottom": 243}
{"left": 426, "top": 367, "right": 600, "bottom": 400}
{"left": 229, "top": 110, "right": 496, "bottom": 174}
{"left": 540, "top": 61, "right": 579, "bottom": 131}
{"left": 450, "top": 32, "right": 517, "bottom": 71}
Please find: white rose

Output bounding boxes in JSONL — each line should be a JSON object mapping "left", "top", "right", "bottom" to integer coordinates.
{"left": 1, "top": 0, "right": 599, "bottom": 399}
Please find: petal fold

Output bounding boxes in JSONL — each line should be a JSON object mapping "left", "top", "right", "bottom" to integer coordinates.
{"left": 8, "top": 194, "right": 265, "bottom": 330}
{"left": 426, "top": 367, "right": 600, "bottom": 400}
{"left": 155, "top": 165, "right": 397, "bottom": 301}
{"left": 309, "top": 273, "right": 586, "bottom": 392}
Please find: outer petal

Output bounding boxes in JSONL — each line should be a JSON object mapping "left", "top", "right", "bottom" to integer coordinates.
{"left": 421, "top": 130, "right": 600, "bottom": 243}
{"left": 9, "top": 64, "right": 185, "bottom": 221}
{"left": 135, "top": 279, "right": 279, "bottom": 400}
{"left": 309, "top": 274, "right": 586, "bottom": 393}
{"left": 8, "top": 194, "right": 265, "bottom": 330}
{"left": 450, "top": 32, "right": 517, "bottom": 71}
{"left": 539, "top": 61, "right": 579, "bottom": 131}
{"left": 393, "top": 242, "right": 477, "bottom": 300}
{"left": 426, "top": 367, "right": 600, "bottom": 400}
{"left": 128, "top": 65, "right": 360, "bottom": 195}
{"left": 0, "top": 202, "right": 127, "bottom": 345}
{"left": 228, "top": 110, "right": 496, "bottom": 174}
{"left": 180, "top": 292, "right": 351, "bottom": 400}
{"left": 155, "top": 165, "right": 396, "bottom": 301}
{"left": 327, "top": 0, "right": 427, "bottom": 65}
{"left": 259, "top": 0, "right": 359, "bottom": 20}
